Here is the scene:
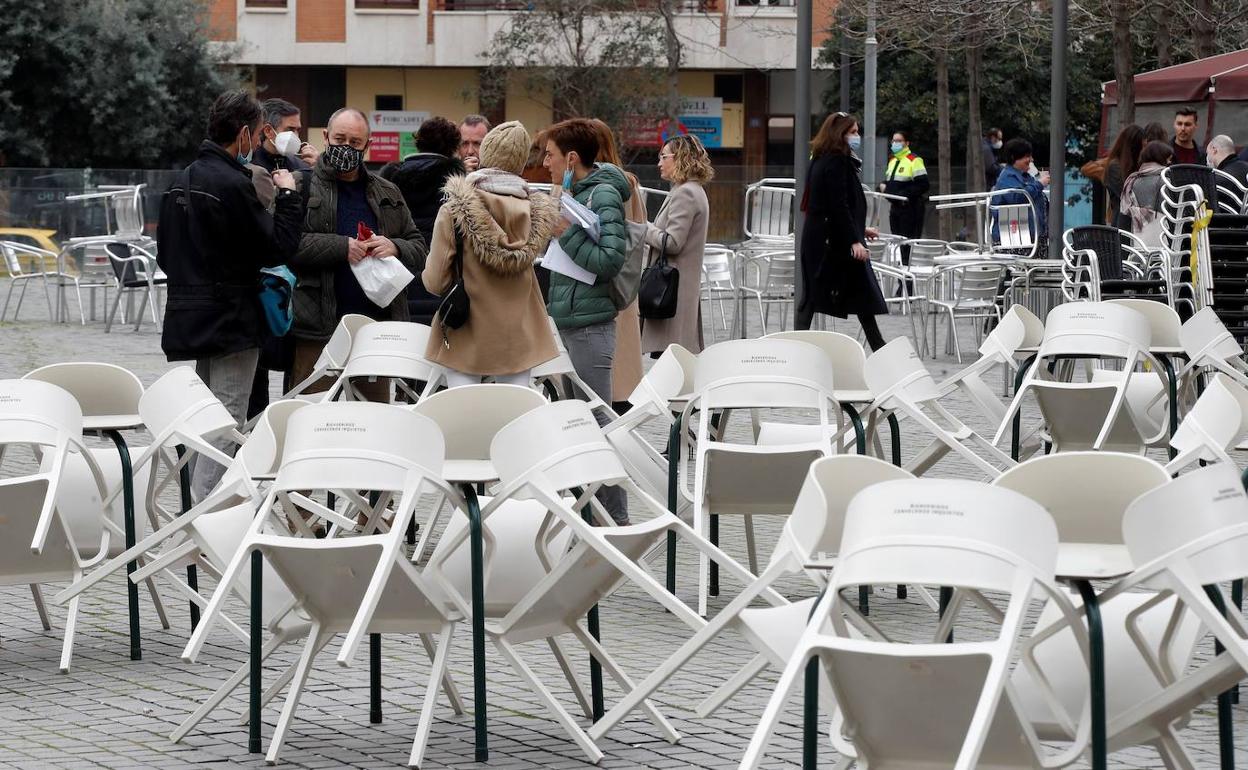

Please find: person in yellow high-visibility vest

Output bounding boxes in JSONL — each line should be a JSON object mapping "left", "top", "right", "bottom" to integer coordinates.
{"left": 879, "top": 131, "right": 930, "bottom": 266}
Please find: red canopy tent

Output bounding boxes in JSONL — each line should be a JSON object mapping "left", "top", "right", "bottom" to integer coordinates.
{"left": 1100, "top": 49, "right": 1248, "bottom": 152}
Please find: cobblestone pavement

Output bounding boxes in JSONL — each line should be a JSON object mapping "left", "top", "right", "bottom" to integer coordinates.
{"left": 0, "top": 296, "right": 1245, "bottom": 769}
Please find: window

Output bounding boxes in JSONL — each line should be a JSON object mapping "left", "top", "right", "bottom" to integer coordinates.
{"left": 356, "top": 0, "right": 419, "bottom": 8}
{"left": 246, "top": 0, "right": 287, "bottom": 7}
{"left": 375, "top": 94, "right": 404, "bottom": 111}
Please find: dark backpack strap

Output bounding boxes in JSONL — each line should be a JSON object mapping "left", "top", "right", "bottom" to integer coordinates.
{"left": 297, "top": 168, "right": 313, "bottom": 210}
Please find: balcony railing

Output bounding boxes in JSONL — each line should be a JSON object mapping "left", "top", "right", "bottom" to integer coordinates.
{"left": 434, "top": 0, "right": 721, "bottom": 11}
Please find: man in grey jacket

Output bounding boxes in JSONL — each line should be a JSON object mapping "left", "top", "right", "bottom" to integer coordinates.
{"left": 288, "top": 107, "right": 426, "bottom": 399}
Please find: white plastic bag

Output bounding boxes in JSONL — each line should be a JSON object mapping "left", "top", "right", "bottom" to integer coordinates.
{"left": 350, "top": 255, "right": 414, "bottom": 308}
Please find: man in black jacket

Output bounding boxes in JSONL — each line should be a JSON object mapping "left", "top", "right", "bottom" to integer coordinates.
{"left": 157, "top": 90, "right": 304, "bottom": 500}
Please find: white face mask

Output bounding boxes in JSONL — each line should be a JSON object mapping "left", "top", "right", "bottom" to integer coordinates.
{"left": 274, "top": 131, "right": 302, "bottom": 158}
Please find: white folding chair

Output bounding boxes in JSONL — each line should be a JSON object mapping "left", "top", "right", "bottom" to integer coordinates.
{"left": 590, "top": 455, "right": 917, "bottom": 742}
{"left": 1178, "top": 306, "right": 1248, "bottom": 390}
{"left": 428, "top": 399, "right": 753, "bottom": 762}
{"left": 763, "top": 330, "right": 876, "bottom": 454}
{"left": 1165, "top": 374, "right": 1248, "bottom": 473}
{"left": 936, "top": 304, "right": 1044, "bottom": 429}
{"left": 407, "top": 383, "right": 547, "bottom": 561}
{"left": 682, "top": 339, "right": 840, "bottom": 615}
{"left": 862, "top": 336, "right": 1016, "bottom": 478}
{"left": 0, "top": 379, "right": 114, "bottom": 672}
{"left": 102, "top": 241, "right": 165, "bottom": 333}
{"left": 531, "top": 316, "right": 617, "bottom": 419}
{"left": 740, "top": 478, "right": 1091, "bottom": 770}
{"left": 738, "top": 250, "right": 796, "bottom": 335}
{"left": 181, "top": 403, "right": 464, "bottom": 766}
{"left": 1, "top": 240, "right": 55, "bottom": 322}
{"left": 993, "top": 301, "right": 1169, "bottom": 454}
{"left": 281, "top": 313, "right": 373, "bottom": 400}
{"left": 324, "top": 321, "right": 440, "bottom": 403}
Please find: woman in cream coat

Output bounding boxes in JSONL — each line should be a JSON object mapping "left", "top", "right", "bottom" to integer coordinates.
{"left": 641, "top": 134, "right": 713, "bottom": 354}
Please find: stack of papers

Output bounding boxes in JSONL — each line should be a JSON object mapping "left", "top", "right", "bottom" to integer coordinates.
{"left": 537, "top": 191, "right": 601, "bottom": 285}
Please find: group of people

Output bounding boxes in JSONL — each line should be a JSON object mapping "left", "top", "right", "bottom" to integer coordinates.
{"left": 156, "top": 90, "right": 716, "bottom": 518}
{"left": 1095, "top": 107, "right": 1247, "bottom": 243}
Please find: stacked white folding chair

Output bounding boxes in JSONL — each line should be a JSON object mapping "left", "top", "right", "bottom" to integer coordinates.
{"left": 1012, "top": 463, "right": 1248, "bottom": 768}
{"left": 56, "top": 400, "right": 309, "bottom": 615}
{"left": 1165, "top": 374, "right": 1248, "bottom": 473}
{"left": 682, "top": 339, "right": 840, "bottom": 615}
{"left": 323, "top": 320, "right": 441, "bottom": 403}
{"left": 408, "top": 383, "right": 547, "bottom": 561}
{"left": 1177, "top": 305, "right": 1248, "bottom": 390}
{"left": 428, "top": 399, "right": 756, "bottom": 762}
{"left": 861, "top": 336, "right": 1015, "bottom": 478}
{"left": 741, "top": 479, "right": 1092, "bottom": 770}
{"left": 181, "top": 403, "right": 464, "bottom": 766}
{"left": 284, "top": 313, "right": 372, "bottom": 397}
{"left": 993, "top": 301, "right": 1170, "bottom": 454}
{"left": 0, "top": 379, "right": 114, "bottom": 672}
{"left": 590, "top": 455, "right": 915, "bottom": 743}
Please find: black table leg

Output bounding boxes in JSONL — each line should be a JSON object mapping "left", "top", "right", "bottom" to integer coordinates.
{"left": 709, "top": 515, "right": 719, "bottom": 596}
{"left": 460, "top": 484, "right": 489, "bottom": 762}
{"left": 103, "top": 429, "right": 141, "bottom": 661}
{"left": 666, "top": 415, "right": 682, "bottom": 595}
{"left": 175, "top": 446, "right": 200, "bottom": 630}
{"left": 1157, "top": 354, "right": 1178, "bottom": 461}
{"left": 802, "top": 589, "right": 827, "bottom": 770}
{"left": 842, "top": 403, "right": 866, "bottom": 455}
{"left": 1010, "top": 355, "right": 1036, "bottom": 461}
{"left": 574, "top": 490, "right": 606, "bottom": 722}
{"left": 1074, "top": 579, "right": 1107, "bottom": 770}
{"left": 249, "top": 548, "right": 263, "bottom": 754}
{"left": 370, "top": 633, "right": 382, "bottom": 724}
{"left": 938, "top": 586, "right": 954, "bottom": 643}
{"left": 1204, "top": 585, "right": 1237, "bottom": 769}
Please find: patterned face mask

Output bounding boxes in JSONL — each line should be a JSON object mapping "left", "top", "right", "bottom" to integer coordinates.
{"left": 325, "top": 143, "right": 364, "bottom": 173}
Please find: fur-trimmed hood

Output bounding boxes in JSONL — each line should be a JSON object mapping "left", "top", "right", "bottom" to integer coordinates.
{"left": 441, "top": 173, "right": 559, "bottom": 276}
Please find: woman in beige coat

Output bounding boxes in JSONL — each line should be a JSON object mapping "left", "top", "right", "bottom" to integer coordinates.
{"left": 641, "top": 134, "right": 712, "bottom": 354}
{"left": 423, "top": 121, "right": 560, "bottom": 386}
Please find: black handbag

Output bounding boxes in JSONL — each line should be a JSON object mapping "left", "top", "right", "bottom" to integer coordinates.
{"left": 638, "top": 233, "right": 679, "bottom": 320}
{"left": 435, "top": 225, "right": 469, "bottom": 347}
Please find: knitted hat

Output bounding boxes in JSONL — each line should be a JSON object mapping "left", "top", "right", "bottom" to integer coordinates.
{"left": 479, "top": 121, "right": 531, "bottom": 175}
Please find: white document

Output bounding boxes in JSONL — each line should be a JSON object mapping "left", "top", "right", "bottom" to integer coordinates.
{"left": 561, "top": 192, "right": 601, "bottom": 243}
{"left": 539, "top": 239, "right": 596, "bottom": 285}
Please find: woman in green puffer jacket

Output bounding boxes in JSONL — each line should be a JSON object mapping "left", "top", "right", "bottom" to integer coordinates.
{"left": 542, "top": 118, "right": 631, "bottom": 525}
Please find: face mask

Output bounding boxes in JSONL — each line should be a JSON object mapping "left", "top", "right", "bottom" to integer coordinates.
{"left": 890, "top": 142, "right": 904, "bottom": 154}
{"left": 562, "top": 169, "right": 573, "bottom": 188}
{"left": 274, "top": 131, "right": 302, "bottom": 158}
{"left": 992, "top": 141, "right": 1003, "bottom": 150}
{"left": 847, "top": 135, "right": 862, "bottom": 152}
{"left": 325, "top": 142, "right": 364, "bottom": 173}
{"left": 236, "top": 131, "right": 254, "bottom": 166}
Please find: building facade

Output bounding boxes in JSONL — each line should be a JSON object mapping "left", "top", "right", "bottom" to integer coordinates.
{"left": 206, "top": 0, "right": 836, "bottom": 169}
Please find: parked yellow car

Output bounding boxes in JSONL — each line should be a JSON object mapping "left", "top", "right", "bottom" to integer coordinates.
{"left": 0, "top": 228, "right": 61, "bottom": 276}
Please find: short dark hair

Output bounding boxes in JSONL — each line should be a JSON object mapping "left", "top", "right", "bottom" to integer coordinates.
{"left": 547, "top": 118, "right": 600, "bottom": 167}
{"left": 1176, "top": 107, "right": 1199, "bottom": 121}
{"left": 986, "top": 127, "right": 1003, "bottom": 139}
{"left": 1140, "top": 140, "right": 1174, "bottom": 166}
{"left": 207, "top": 90, "right": 262, "bottom": 146}
{"left": 261, "top": 98, "right": 300, "bottom": 129}
{"left": 415, "top": 116, "right": 461, "bottom": 157}
{"left": 1142, "top": 122, "right": 1168, "bottom": 143}
{"left": 461, "top": 114, "right": 491, "bottom": 131}
{"left": 1002, "top": 137, "right": 1032, "bottom": 164}
{"left": 892, "top": 130, "right": 908, "bottom": 142}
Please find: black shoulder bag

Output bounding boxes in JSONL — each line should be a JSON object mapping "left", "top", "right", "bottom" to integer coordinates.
{"left": 435, "top": 224, "right": 470, "bottom": 348}
{"left": 638, "top": 232, "right": 679, "bottom": 320}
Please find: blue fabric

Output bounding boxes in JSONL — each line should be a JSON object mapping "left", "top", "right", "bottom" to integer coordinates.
{"left": 258, "top": 265, "right": 296, "bottom": 336}
{"left": 992, "top": 165, "right": 1048, "bottom": 242}
{"left": 334, "top": 176, "right": 380, "bottom": 318}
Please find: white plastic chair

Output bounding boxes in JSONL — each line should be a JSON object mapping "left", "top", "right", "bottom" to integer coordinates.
{"left": 531, "top": 317, "right": 616, "bottom": 419}
{"left": 427, "top": 399, "right": 753, "bottom": 762}
{"left": 324, "top": 321, "right": 440, "bottom": 403}
{"left": 740, "top": 478, "right": 1091, "bottom": 770}
{"left": 1165, "top": 374, "right": 1248, "bottom": 473}
{"left": 862, "top": 336, "right": 1016, "bottom": 478}
{"left": 181, "top": 403, "right": 463, "bottom": 766}
{"left": 589, "top": 455, "right": 916, "bottom": 742}
{"left": 282, "top": 313, "right": 373, "bottom": 399}
{"left": 993, "top": 301, "right": 1169, "bottom": 454}
{"left": 682, "top": 338, "right": 840, "bottom": 615}
{"left": 739, "top": 249, "right": 796, "bottom": 335}
{"left": 0, "top": 379, "right": 113, "bottom": 672}
{"left": 936, "top": 304, "right": 1044, "bottom": 427}
{"left": 407, "top": 383, "right": 547, "bottom": 561}
{"left": 1178, "top": 306, "right": 1248, "bottom": 390}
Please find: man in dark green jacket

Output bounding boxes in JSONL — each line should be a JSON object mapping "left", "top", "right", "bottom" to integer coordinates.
{"left": 288, "top": 107, "right": 426, "bottom": 399}
{"left": 543, "top": 118, "right": 630, "bottom": 524}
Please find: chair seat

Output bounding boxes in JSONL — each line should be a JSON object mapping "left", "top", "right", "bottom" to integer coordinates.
{"left": 833, "top": 389, "right": 873, "bottom": 404}
{"left": 442, "top": 459, "right": 497, "bottom": 484}
{"left": 1055, "top": 542, "right": 1132, "bottom": 581}
{"left": 737, "top": 597, "right": 819, "bottom": 667}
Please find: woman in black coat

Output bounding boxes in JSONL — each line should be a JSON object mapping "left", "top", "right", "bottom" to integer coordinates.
{"left": 797, "top": 112, "right": 888, "bottom": 350}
